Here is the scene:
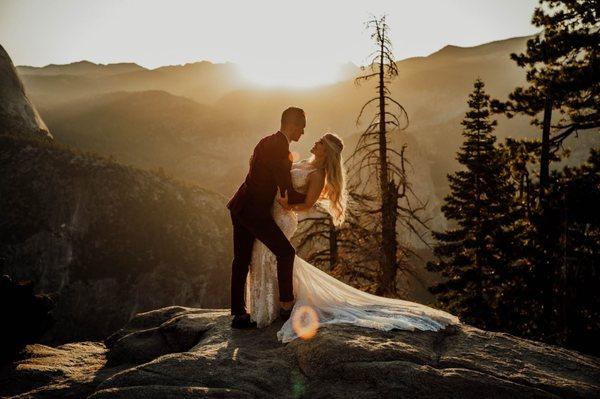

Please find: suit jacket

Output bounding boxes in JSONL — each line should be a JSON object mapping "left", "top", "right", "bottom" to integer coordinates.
{"left": 227, "top": 131, "right": 306, "bottom": 218}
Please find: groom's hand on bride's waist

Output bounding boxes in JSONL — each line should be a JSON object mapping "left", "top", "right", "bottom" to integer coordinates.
{"left": 276, "top": 190, "right": 291, "bottom": 210}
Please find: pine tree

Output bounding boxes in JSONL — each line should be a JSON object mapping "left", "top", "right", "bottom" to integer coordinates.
{"left": 491, "top": 0, "right": 599, "bottom": 202}
{"left": 524, "top": 147, "right": 600, "bottom": 354}
{"left": 490, "top": 0, "right": 600, "bottom": 337}
{"left": 427, "top": 79, "right": 524, "bottom": 329}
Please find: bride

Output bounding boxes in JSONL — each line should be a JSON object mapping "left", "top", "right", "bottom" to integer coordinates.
{"left": 245, "top": 132, "right": 459, "bottom": 343}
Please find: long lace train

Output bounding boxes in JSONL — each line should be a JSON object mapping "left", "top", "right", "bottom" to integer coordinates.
{"left": 276, "top": 256, "right": 459, "bottom": 343}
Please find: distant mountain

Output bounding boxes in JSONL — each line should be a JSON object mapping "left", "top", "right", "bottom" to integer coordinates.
{"left": 18, "top": 60, "right": 247, "bottom": 107}
{"left": 33, "top": 34, "right": 591, "bottom": 199}
{"left": 40, "top": 90, "right": 251, "bottom": 194}
{"left": 426, "top": 35, "right": 538, "bottom": 60}
{"left": 22, "top": 34, "right": 599, "bottom": 244}
{"left": 17, "top": 60, "right": 146, "bottom": 77}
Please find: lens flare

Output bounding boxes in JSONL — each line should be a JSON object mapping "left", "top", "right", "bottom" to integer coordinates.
{"left": 292, "top": 305, "right": 319, "bottom": 340}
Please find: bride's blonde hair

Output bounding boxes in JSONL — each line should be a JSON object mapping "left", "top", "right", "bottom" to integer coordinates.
{"left": 317, "top": 133, "right": 347, "bottom": 227}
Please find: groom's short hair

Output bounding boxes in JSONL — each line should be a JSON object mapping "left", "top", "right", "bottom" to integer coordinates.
{"left": 281, "top": 107, "right": 305, "bottom": 128}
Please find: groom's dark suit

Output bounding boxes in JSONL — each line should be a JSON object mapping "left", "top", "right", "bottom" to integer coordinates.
{"left": 227, "top": 130, "right": 306, "bottom": 316}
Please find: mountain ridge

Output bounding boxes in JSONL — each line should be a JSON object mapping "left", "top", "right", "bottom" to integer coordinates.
{"left": 17, "top": 60, "right": 146, "bottom": 77}
{"left": 16, "top": 34, "right": 537, "bottom": 77}
{"left": 424, "top": 34, "right": 536, "bottom": 59}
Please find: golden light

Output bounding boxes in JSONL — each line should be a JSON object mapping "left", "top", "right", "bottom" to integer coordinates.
{"left": 240, "top": 60, "right": 342, "bottom": 88}
{"left": 292, "top": 305, "right": 320, "bottom": 340}
{"left": 290, "top": 151, "right": 300, "bottom": 162}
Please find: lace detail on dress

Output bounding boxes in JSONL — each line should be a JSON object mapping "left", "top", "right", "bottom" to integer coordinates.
{"left": 247, "top": 159, "right": 461, "bottom": 337}
{"left": 246, "top": 161, "right": 313, "bottom": 327}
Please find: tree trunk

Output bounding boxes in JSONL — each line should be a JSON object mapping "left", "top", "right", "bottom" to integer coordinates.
{"left": 539, "top": 95, "right": 553, "bottom": 204}
{"left": 377, "top": 30, "right": 397, "bottom": 296}
{"left": 474, "top": 129, "right": 484, "bottom": 320}
{"left": 328, "top": 217, "right": 338, "bottom": 271}
{"left": 537, "top": 94, "right": 555, "bottom": 329}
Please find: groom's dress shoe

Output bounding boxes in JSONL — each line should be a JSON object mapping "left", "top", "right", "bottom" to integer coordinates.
{"left": 231, "top": 314, "right": 257, "bottom": 329}
{"left": 279, "top": 307, "right": 292, "bottom": 322}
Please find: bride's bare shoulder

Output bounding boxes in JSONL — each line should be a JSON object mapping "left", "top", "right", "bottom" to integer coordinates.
{"left": 308, "top": 168, "right": 325, "bottom": 183}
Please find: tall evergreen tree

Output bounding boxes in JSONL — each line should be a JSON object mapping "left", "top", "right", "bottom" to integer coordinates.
{"left": 522, "top": 147, "right": 600, "bottom": 354}
{"left": 492, "top": 0, "right": 599, "bottom": 202}
{"left": 491, "top": 0, "right": 600, "bottom": 333}
{"left": 427, "top": 79, "right": 524, "bottom": 329}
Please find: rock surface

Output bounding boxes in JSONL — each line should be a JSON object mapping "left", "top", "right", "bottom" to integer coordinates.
{"left": 2, "top": 306, "right": 598, "bottom": 398}
{"left": 0, "top": 45, "right": 51, "bottom": 139}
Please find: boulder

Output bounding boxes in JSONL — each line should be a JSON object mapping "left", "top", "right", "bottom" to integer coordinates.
{"left": 2, "top": 306, "right": 598, "bottom": 398}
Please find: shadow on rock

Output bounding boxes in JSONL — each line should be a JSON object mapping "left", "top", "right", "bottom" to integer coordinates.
{"left": 0, "top": 274, "right": 55, "bottom": 362}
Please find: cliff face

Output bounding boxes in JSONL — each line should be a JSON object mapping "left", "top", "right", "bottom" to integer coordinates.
{"left": 2, "top": 306, "right": 598, "bottom": 398}
{"left": 0, "top": 45, "right": 51, "bottom": 139}
{"left": 0, "top": 134, "right": 232, "bottom": 343}
{"left": 0, "top": 46, "right": 233, "bottom": 344}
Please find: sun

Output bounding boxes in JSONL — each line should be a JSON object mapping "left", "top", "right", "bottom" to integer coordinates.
{"left": 240, "top": 59, "right": 343, "bottom": 88}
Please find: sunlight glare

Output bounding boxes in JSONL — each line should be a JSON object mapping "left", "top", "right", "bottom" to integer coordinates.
{"left": 240, "top": 59, "right": 342, "bottom": 88}
{"left": 292, "top": 305, "right": 320, "bottom": 340}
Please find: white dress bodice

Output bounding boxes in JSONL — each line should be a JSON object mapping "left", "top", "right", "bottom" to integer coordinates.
{"left": 290, "top": 159, "right": 318, "bottom": 194}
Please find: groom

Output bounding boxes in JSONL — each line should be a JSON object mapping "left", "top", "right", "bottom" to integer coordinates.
{"left": 227, "top": 107, "right": 307, "bottom": 329}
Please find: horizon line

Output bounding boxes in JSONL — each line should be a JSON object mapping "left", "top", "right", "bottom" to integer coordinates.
{"left": 14, "top": 33, "right": 537, "bottom": 70}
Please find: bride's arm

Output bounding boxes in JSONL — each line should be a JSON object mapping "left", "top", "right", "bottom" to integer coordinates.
{"left": 278, "top": 171, "right": 325, "bottom": 212}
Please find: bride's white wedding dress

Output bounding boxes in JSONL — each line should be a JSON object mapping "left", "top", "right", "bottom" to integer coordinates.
{"left": 245, "top": 159, "right": 459, "bottom": 343}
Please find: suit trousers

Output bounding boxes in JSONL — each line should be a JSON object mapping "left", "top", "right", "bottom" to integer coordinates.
{"left": 230, "top": 210, "right": 295, "bottom": 316}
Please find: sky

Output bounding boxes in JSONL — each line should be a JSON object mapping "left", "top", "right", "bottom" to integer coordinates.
{"left": 0, "top": 0, "right": 540, "bottom": 87}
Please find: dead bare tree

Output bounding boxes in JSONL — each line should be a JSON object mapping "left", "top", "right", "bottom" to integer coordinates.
{"left": 294, "top": 191, "right": 373, "bottom": 272}
{"left": 294, "top": 209, "right": 338, "bottom": 270}
{"left": 346, "top": 15, "right": 432, "bottom": 296}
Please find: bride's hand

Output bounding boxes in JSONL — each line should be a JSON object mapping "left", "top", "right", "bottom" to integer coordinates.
{"left": 276, "top": 190, "right": 291, "bottom": 210}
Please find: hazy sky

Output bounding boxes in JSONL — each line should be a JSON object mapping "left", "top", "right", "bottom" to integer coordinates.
{"left": 1, "top": 0, "right": 540, "bottom": 86}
